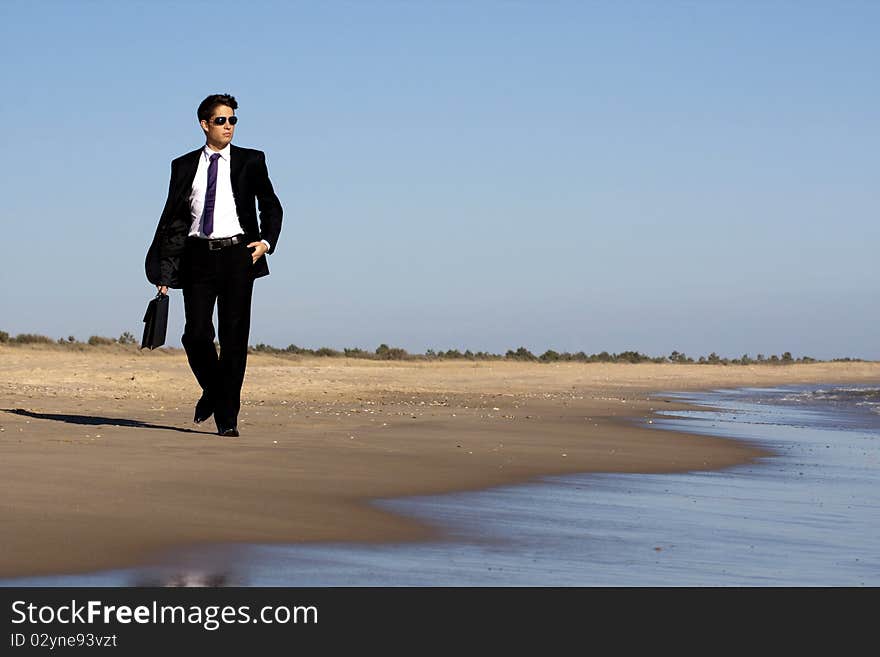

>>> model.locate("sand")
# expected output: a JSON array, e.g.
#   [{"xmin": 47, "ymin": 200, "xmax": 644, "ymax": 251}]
[{"xmin": 1, "ymin": 344, "xmax": 878, "ymax": 579}]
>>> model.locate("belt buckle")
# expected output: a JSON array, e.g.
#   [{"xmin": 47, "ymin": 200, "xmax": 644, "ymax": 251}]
[{"xmin": 208, "ymin": 240, "xmax": 223, "ymax": 251}]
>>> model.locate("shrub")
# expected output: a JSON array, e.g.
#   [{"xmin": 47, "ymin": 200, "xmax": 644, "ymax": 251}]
[
  {"xmin": 540, "ymin": 349, "xmax": 560, "ymax": 362},
  {"xmin": 88, "ymin": 335, "xmax": 115, "ymax": 346},
  {"xmin": 669, "ymin": 350, "xmax": 691, "ymax": 363},
  {"xmin": 617, "ymin": 350, "xmax": 652, "ymax": 364},
  {"xmin": 118, "ymin": 331, "xmax": 137, "ymax": 345},
  {"xmin": 375, "ymin": 343, "xmax": 409, "ymax": 360},
  {"xmin": 505, "ymin": 346, "xmax": 537, "ymax": 361},
  {"xmin": 12, "ymin": 333, "xmax": 54, "ymax": 344},
  {"xmin": 0, "ymin": 330, "xmax": 8, "ymax": 343}
]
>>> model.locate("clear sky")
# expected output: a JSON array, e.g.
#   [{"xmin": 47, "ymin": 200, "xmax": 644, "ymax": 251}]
[{"xmin": 1, "ymin": 1, "xmax": 877, "ymax": 359}]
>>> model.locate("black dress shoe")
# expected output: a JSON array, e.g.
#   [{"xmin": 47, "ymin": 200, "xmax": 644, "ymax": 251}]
[
  {"xmin": 194, "ymin": 394, "xmax": 214, "ymax": 424},
  {"xmin": 217, "ymin": 425, "xmax": 239, "ymax": 437}
]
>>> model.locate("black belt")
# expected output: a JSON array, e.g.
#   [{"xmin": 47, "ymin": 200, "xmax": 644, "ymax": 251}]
[{"xmin": 188, "ymin": 234, "xmax": 247, "ymax": 251}]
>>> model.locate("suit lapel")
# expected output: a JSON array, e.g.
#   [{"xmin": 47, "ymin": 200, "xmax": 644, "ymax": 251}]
[
  {"xmin": 230, "ymin": 144, "xmax": 244, "ymax": 195},
  {"xmin": 179, "ymin": 148, "xmax": 201, "ymax": 192},
  {"xmin": 165, "ymin": 149, "xmax": 200, "ymax": 219}
]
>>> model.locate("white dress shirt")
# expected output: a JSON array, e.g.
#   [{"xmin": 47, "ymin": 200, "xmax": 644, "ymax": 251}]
[{"xmin": 188, "ymin": 143, "xmax": 271, "ymax": 250}]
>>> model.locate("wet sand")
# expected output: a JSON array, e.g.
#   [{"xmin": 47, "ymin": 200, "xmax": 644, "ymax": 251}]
[{"xmin": 1, "ymin": 344, "xmax": 878, "ymax": 579}]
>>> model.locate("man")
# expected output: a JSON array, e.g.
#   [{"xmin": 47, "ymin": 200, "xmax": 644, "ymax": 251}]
[{"xmin": 146, "ymin": 93, "xmax": 282, "ymax": 437}]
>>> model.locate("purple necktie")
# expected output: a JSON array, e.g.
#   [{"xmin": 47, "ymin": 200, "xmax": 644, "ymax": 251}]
[{"xmin": 202, "ymin": 152, "xmax": 221, "ymax": 236}]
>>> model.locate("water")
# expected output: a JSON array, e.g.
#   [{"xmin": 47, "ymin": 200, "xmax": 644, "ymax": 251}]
[{"xmin": 4, "ymin": 384, "xmax": 879, "ymax": 586}]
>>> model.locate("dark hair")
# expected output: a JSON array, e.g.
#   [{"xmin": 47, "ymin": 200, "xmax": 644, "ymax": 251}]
[{"xmin": 197, "ymin": 93, "xmax": 238, "ymax": 122}]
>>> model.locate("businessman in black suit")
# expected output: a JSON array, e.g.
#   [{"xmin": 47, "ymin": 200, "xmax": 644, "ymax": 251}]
[{"xmin": 146, "ymin": 93, "xmax": 282, "ymax": 437}]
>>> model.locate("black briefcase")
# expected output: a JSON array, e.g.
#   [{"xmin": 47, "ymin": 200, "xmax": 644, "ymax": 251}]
[{"xmin": 141, "ymin": 292, "xmax": 169, "ymax": 350}]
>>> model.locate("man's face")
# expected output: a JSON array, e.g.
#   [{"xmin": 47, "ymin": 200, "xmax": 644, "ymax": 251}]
[{"xmin": 200, "ymin": 104, "xmax": 235, "ymax": 148}]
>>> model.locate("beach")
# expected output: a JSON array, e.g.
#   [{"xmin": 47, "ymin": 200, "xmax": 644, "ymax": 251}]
[{"xmin": 1, "ymin": 344, "xmax": 878, "ymax": 580}]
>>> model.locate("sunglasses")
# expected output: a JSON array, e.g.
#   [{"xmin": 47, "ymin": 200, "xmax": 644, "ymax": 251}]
[{"xmin": 209, "ymin": 116, "xmax": 238, "ymax": 126}]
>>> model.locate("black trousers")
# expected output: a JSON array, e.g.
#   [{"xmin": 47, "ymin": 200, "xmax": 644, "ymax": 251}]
[{"xmin": 181, "ymin": 238, "xmax": 255, "ymax": 427}]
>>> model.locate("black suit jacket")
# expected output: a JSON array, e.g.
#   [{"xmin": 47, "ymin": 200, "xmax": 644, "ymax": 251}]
[{"xmin": 145, "ymin": 144, "xmax": 283, "ymax": 288}]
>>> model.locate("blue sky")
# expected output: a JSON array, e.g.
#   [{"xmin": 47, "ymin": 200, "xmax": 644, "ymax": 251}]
[{"xmin": 1, "ymin": 1, "xmax": 877, "ymax": 359}]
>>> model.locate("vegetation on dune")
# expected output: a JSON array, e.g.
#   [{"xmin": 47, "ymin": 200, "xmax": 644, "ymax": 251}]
[
  {"xmin": 0, "ymin": 331, "xmax": 138, "ymax": 347},
  {"xmin": 247, "ymin": 340, "xmax": 846, "ymax": 365},
  {"xmin": 0, "ymin": 329, "xmax": 864, "ymax": 364}
]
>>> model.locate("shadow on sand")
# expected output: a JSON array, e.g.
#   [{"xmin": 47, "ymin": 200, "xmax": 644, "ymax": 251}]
[{"xmin": 2, "ymin": 408, "xmax": 211, "ymax": 435}]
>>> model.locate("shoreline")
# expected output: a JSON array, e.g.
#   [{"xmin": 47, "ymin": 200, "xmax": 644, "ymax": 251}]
[{"xmin": 1, "ymin": 346, "xmax": 878, "ymax": 580}]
